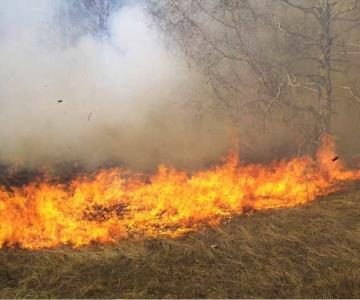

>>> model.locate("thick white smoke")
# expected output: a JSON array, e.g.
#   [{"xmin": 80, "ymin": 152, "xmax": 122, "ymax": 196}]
[{"xmin": 0, "ymin": 0, "xmax": 231, "ymax": 170}]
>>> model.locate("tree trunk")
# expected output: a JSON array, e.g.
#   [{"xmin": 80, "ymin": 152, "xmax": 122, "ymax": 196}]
[{"xmin": 317, "ymin": 0, "xmax": 333, "ymax": 137}]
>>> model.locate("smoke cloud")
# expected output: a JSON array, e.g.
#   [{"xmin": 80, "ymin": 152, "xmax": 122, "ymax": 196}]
[
  {"xmin": 1, "ymin": 0, "xmax": 358, "ymax": 174},
  {"xmin": 0, "ymin": 0, "xmax": 232, "ymax": 171}
]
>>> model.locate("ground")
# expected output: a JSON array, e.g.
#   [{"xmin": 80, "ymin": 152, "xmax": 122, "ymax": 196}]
[{"xmin": 1, "ymin": 183, "xmax": 360, "ymax": 299}]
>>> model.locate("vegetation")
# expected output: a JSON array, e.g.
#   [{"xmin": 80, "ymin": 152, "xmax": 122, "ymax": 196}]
[
  {"xmin": 1, "ymin": 183, "xmax": 359, "ymax": 298},
  {"xmin": 1, "ymin": 1, "xmax": 360, "ymax": 298},
  {"xmin": 147, "ymin": 0, "xmax": 360, "ymax": 149},
  {"xmin": 54, "ymin": 0, "xmax": 127, "ymax": 45}
]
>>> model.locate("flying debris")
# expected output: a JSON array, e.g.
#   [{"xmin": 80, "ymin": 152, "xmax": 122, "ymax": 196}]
[
  {"xmin": 332, "ymin": 156, "xmax": 339, "ymax": 162},
  {"xmin": 57, "ymin": 99, "xmax": 63, "ymax": 103},
  {"xmin": 88, "ymin": 112, "xmax": 92, "ymax": 122}
]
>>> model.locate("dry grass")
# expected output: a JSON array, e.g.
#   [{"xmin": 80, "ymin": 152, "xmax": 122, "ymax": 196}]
[{"xmin": 1, "ymin": 183, "xmax": 360, "ymax": 298}]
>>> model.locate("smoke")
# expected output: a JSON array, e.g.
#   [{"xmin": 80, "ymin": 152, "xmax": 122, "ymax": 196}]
[
  {"xmin": 0, "ymin": 0, "xmax": 232, "ymax": 171},
  {"xmin": 2, "ymin": 1, "xmax": 358, "ymax": 175}
]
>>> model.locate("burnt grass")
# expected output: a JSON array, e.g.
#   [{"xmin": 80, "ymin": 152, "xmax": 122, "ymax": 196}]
[{"xmin": 1, "ymin": 183, "xmax": 360, "ymax": 298}]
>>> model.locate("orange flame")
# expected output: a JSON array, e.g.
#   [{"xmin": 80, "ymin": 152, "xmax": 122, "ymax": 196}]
[{"xmin": 0, "ymin": 135, "xmax": 359, "ymax": 249}]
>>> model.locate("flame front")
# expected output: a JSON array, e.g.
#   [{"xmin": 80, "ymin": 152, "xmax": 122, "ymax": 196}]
[{"xmin": 1, "ymin": 136, "xmax": 359, "ymax": 249}]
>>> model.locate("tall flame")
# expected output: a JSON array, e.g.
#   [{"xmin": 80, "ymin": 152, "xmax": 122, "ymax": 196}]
[{"xmin": 0, "ymin": 136, "xmax": 359, "ymax": 249}]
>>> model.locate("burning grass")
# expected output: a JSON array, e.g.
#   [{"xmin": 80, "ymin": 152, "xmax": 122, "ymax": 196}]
[
  {"xmin": 1, "ymin": 135, "xmax": 360, "ymax": 249},
  {"xmin": 1, "ymin": 184, "xmax": 360, "ymax": 298}
]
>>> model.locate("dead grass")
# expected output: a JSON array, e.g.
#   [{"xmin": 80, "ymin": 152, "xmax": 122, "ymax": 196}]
[{"xmin": 1, "ymin": 183, "xmax": 360, "ymax": 298}]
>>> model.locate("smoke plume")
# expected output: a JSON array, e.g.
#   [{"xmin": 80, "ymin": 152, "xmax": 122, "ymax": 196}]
[
  {"xmin": 1, "ymin": 1, "xmax": 359, "ymax": 174},
  {"xmin": 0, "ymin": 0, "xmax": 232, "ymax": 171}
]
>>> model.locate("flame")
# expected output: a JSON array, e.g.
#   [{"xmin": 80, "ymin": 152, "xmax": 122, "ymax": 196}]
[{"xmin": 0, "ymin": 135, "xmax": 359, "ymax": 249}]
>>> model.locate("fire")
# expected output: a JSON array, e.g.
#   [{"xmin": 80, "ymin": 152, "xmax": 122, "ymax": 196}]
[{"xmin": 0, "ymin": 136, "xmax": 359, "ymax": 249}]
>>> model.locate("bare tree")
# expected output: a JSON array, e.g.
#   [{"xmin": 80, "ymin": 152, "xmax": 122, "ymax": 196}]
[
  {"xmin": 81, "ymin": 0, "xmax": 121, "ymax": 33},
  {"xmin": 54, "ymin": 0, "xmax": 125, "ymax": 47},
  {"xmin": 147, "ymin": 0, "xmax": 360, "ymax": 146}
]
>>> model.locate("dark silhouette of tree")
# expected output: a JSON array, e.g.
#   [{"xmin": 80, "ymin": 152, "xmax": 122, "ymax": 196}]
[
  {"xmin": 81, "ymin": 0, "xmax": 123, "ymax": 34},
  {"xmin": 147, "ymin": 0, "xmax": 360, "ymax": 146},
  {"xmin": 54, "ymin": 0, "xmax": 128, "ymax": 46}
]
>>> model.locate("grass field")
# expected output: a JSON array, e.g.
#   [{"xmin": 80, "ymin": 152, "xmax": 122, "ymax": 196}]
[{"xmin": 1, "ymin": 182, "xmax": 359, "ymax": 299}]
